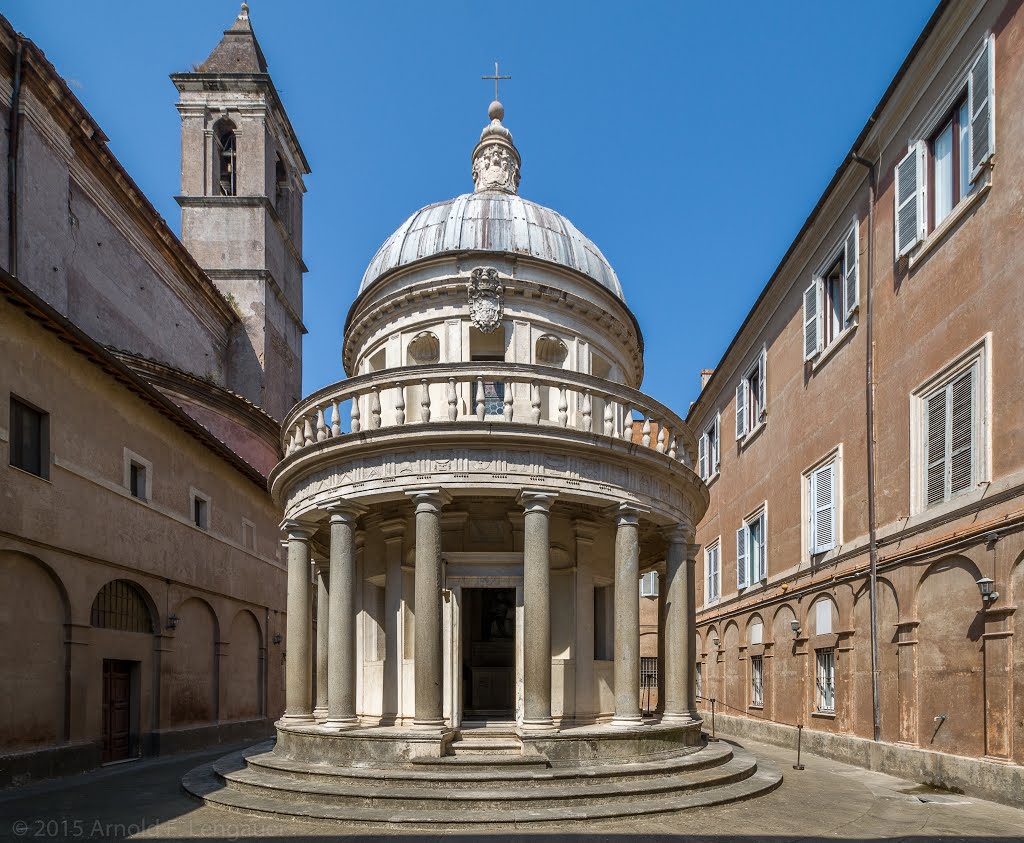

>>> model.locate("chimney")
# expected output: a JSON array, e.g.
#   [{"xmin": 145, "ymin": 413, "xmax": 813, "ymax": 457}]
[{"xmin": 700, "ymin": 369, "xmax": 715, "ymax": 390}]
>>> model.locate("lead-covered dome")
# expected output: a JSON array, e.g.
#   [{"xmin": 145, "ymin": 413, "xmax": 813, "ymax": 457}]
[
  {"xmin": 357, "ymin": 100, "xmax": 624, "ymax": 301},
  {"xmin": 359, "ymin": 191, "xmax": 623, "ymax": 299}
]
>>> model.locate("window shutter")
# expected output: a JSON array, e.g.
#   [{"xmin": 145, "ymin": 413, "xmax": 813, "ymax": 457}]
[
  {"xmin": 803, "ymin": 282, "xmax": 820, "ymax": 360},
  {"xmin": 949, "ymin": 369, "xmax": 974, "ymax": 496},
  {"xmin": 844, "ymin": 221, "xmax": 859, "ymax": 321},
  {"xmin": 926, "ymin": 389, "xmax": 948, "ymax": 507},
  {"xmin": 757, "ymin": 511, "xmax": 767, "ymax": 581},
  {"xmin": 969, "ymin": 35, "xmax": 995, "ymax": 182},
  {"xmin": 699, "ymin": 432, "xmax": 708, "ymax": 479},
  {"xmin": 895, "ymin": 144, "xmax": 925, "ymax": 257},
  {"xmin": 757, "ymin": 349, "xmax": 767, "ymax": 418},
  {"xmin": 713, "ymin": 414, "xmax": 721, "ymax": 472},
  {"xmin": 812, "ymin": 464, "xmax": 836, "ymax": 554},
  {"xmin": 736, "ymin": 526, "xmax": 748, "ymax": 589},
  {"xmin": 735, "ymin": 381, "xmax": 747, "ymax": 440}
]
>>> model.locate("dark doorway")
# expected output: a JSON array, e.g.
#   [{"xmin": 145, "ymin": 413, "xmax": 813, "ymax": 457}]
[
  {"xmin": 462, "ymin": 588, "xmax": 515, "ymax": 718},
  {"xmin": 101, "ymin": 659, "xmax": 135, "ymax": 763}
]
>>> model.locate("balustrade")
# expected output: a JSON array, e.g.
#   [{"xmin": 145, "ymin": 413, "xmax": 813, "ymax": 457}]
[{"xmin": 281, "ymin": 363, "xmax": 697, "ymax": 470}]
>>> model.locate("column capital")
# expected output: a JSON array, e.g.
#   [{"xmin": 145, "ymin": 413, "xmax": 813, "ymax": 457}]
[
  {"xmin": 518, "ymin": 489, "xmax": 558, "ymax": 513},
  {"xmin": 686, "ymin": 543, "xmax": 702, "ymax": 562},
  {"xmin": 405, "ymin": 487, "xmax": 452, "ymax": 514},
  {"xmin": 607, "ymin": 501, "xmax": 648, "ymax": 527},
  {"xmin": 573, "ymin": 518, "xmax": 598, "ymax": 541},
  {"xmin": 380, "ymin": 516, "xmax": 406, "ymax": 542},
  {"xmin": 324, "ymin": 499, "xmax": 366, "ymax": 524},
  {"xmin": 662, "ymin": 523, "xmax": 695, "ymax": 546},
  {"xmin": 281, "ymin": 519, "xmax": 315, "ymax": 540}
]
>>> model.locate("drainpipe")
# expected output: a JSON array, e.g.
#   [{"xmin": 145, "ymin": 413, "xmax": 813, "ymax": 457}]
[
  {"xmin": 850, "ymin": 150, "xmax": 880, "ymax": 743},
  {"xmin": 7, "ymin": 36, "xmax": 24, "ymax": 276}
]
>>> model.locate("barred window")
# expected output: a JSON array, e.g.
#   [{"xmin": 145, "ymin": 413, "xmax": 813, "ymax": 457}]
[
  {"xmin": 750, "ymin": 655, "xmax": 764, "ymax": 707},
  {"xmin": 640, "ymin": 656, "xmax": 658, "ymax": 689},
  {"xmin": 816, "ymin": 648, "xmax": 835, "ymax": 712},
  {"xmin": 91, "ymin": 580, "xmax": 153, "ymax": 633}
]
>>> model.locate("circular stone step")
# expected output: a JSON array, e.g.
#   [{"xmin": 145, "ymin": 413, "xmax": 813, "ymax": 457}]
[{"xmin": 182, "ymin": 741, "xmax": 782, "ymax": 827}]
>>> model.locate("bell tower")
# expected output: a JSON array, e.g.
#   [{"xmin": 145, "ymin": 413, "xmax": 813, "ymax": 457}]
[{"xmin": 171, "ymin": 2, "xmax": 309, "ymax": 421}]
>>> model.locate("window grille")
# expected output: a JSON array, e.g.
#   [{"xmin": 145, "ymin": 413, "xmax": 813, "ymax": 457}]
[
  {"xmin": 91, "ymin": 580, "xmax": 153, "ymax": 633},
  {"xmin": 750, "ymin": 655, "xmax": 764, "ymax": 707},
  {"xmin": 640, "ymin": 656, "xmax": 658, "ymax": 689},
  {"xmin": 696, "ymin": 662, "xmax": 703, "ymax": 698},
  {"xmin": 816, "ymin": 648, "xmax": 835, "ymax": 712}
]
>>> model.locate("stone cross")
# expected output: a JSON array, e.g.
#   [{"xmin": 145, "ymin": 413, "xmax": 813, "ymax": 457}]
[{"xmin": 482, "ymin": 61, "xmax": 511, "ymax": 101}]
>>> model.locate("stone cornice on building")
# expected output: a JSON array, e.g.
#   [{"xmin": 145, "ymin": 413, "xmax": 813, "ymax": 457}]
[
  {"xmin": 0, "ymin": 268, "xmax": 268, "ymax": 489},
  {"xmin": 202, "ymin": 267, "xmax": 308, "ymax": 335},
  {"xmin": 0, "ymin": 18, "xmax": 242, "ymax": 341},
  {"xmin": 112, "ymin": 349, "xmax": 281, "ymax": 453}
]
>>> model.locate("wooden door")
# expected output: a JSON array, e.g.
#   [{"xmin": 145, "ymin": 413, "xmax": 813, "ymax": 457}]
[{"xmin": 101, "ymin": 660, "xmax": 133, "ymax": 763}]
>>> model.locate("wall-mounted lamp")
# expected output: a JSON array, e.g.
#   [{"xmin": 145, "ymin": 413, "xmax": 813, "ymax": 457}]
[
  {"xmin": 712, "ymin": 636, "xmax": 720, "ymax": 648},
  {"xmin": 272, "ymin": 633, "xmax": 283, "ymax": 645},
  {"xmin": 165, "ymin": 613, "xmax": 179, "ymax": 631},
  {"xmin": 790, "ymin": 619, "xmax": 801, "ymax": 637},
  {"xmin": 976, "ymin": 577, "xmax": 999, "ymax": 604}
]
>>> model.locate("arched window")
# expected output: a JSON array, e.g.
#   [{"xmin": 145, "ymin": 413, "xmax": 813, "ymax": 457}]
[
  {"xmin": 90, "ymin": 580, "xmax": 154, "ymax": 634},
  {"xmin": 214, "ymin": 120, "xmax": 238, "ymax": 196}
]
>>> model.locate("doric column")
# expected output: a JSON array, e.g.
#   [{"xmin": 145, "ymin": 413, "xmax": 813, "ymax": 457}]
[
  {"xmin": 323, "ymin": 503, "xmax": 361, "ymax": 730},
  {"xmin": 663, "ymin": 523, "xmax": 699, "ymax": 720},
  {"xmin": 519, "ymin": 490, "xmax": 558, "ymax": 730},
  {"xmin": 314, "ymin": 562, "xmax": 329, "ymax": 720},
  {"xmin": 282, "ymin": 520, "xmax": 315, "ymax": 724},
  {"xmin": 381, "ymin": 518, "xmax": 406, "ymax": 724},
  {"xmin": 612, "ymin": 503, "xmax": 646, "ymax": 726},
  {"xmin": 407, "ymin": 488, "xmax": 450, "ymax": 727}
]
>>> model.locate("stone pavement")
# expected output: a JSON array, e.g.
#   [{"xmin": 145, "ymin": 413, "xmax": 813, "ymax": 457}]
[{"xmin": 0, "ymin": 733, "xmax": 1021, "ymax": 842}]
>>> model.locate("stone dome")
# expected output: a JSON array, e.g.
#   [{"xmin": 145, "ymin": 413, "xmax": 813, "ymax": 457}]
[{"xmin": 358, "ymin": 191, "xmax": 624, "ymax": 300}]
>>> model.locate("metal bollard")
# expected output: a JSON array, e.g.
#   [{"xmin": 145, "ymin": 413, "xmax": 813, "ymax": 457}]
[
  {"xmin": 708, "ymin": 698, "xmax": 719, "ymax": 742},
  {"xmin": 793, "ymin": 723, "xmax": 805, "ymax": 770}
]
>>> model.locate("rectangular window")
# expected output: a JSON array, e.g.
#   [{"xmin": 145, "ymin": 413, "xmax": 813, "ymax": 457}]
[
  {"xmin": 242, "ymin": 519, "xmax": 256, "ymax": 551},
  {"xmin": 807, "ymin": 459, "xmax": 838, "ymax": 556},
  {"xmin": 594, "ymin": 586, "xmax": 613, "ymax": 661},
  {"xmin": 736, "ymin": 507, "xmax": 767, "ymax": 589},
  {"xmin": 639, "ymin": 570, "xmax": 659, "ymax": 597},
  {"xmin": 750, "ymin": 655, "xmax": 764, "ymax": 707},
  {"xmin": 735, "ymin": 349, "xmax": 766, "ymax": 440},
  {"xmin": 699, "ymin": 414, "xmax": 720, "ymax": 480},
  {"xmin": 129, "ymin": 462, "xmax": 147, "ymax": 500},
  {"xmin": 695, "ymin": 662, "xmax": 703, "ymax": 699},
  {"xmin": 804, "ymin": 222, "xmax": 858, "ymax": 361},
  {"xmin": 816, "ymin": 648, "xmax": 835, "ymax": 712},
  {"xmin": 914, "ymin": 342, "xmax": 987, "ymax": 513},
  {"xmin": 9, "ymin": 397, "xmax": 49, "ymax": 479},
  {"xmin": 191, "ymin": 490, "xmax": 210, "ymax": 531},
  {"xmin": 640, "ymin": 656, "xmax": 658, "ymax": 689},
  {"xmin": 704, "ymin": 541, "xmax": 720, "ymax": 603},
  {"xmin": 929, "ymin": 97, "xmax": 972, "ymax": 230}
]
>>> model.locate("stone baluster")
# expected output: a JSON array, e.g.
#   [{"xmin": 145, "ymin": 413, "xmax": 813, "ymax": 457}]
[
  {"xmin": 612, "ymin": 503, "xmax": 646, "ymax": 726},
  {"xmin": 420, "ymin": 379, "xmax": 431, "ymax": 423},
  {"xmin": 622, "ymin": 410, "xmax": 634, "ymax": 442},
  {"xmin": 395, "ymin": 382, "xmax": 406, "ymax": 425},
  {"xmin": 657, "ymin": 425, "xmax": 667, "ymax": 453},
  {"xmin": 370, "ymin": 387, "xmax": 382, "ymax": 429},
  {"xmin": 323, "ymin": 502, "xmax": 362, "ymax": 730},
  {"xmin": 446, "ymin": 378, "xmax": 458, "ymax": 421},
  {"xmin": 350, "ymin": 393, "xmax": 361, "ymax": 433},
  {"xmin": 642, "ymin": 418, "xmax": 652, "ymax": 448},
  {"xmin": 303, "ymin": 416, "xmax": 314, "ymax": 447},
  {"xmin": 668, "ymin": 432, "xmax": 678, "ymax": 460},
  {"xmin": 407, "ymin": 488, "xmax": 451, "ymax": 727},
  {"xmin": 581, "ymin": 389, "xmax": 593, "ymax": 432},
  {"xmin": 530, "ymin": 382, "xmax": 542, "ymax": 424},
  {"xmin": 331, "ymin": 400, "xmax": 342, "ymax": 438},
  {"xmin": 558, "ymin": 385, "xmax": 568, "ymax": 427},
  {"xmin": 281, "ymin": 520, "xmax": 315, "ymax": 724},
  {"xmin": 520, "ymin": 490, "xmax": 558, "ymax": 730},
  {"xmin": 604, "ymin": 397, "xmax": 614, "ymax": 436},
  {"xmin": 503, "ymin": 382, "xmax": 514, "ymax": 422},
  {"xmin": 287, "ymin": 427, "xmax": 297, "ymax": 455},
  {"xmin": 316, "ymin": 407, "xmax": 328, "ymax": 441},
  {"xmin": 476, "ymin": 377, "xmax": 486, "ymax": 420}
]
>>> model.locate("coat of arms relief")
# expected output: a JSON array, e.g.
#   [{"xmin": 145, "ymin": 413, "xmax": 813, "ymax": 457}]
[{"xmin": 467, "ymin": 267, "xmax": 505, "ymax": 333}]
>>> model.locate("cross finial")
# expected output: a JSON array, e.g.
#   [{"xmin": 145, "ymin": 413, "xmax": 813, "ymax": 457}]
[{"xmin": 482, "ymin": 61, "xmax": 511, "ymax": 103}]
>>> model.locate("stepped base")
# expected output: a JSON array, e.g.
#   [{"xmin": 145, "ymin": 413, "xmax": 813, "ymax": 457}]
[{"xmin": 182, "ymin": 721, "xmax": 781, "ymax": 827}]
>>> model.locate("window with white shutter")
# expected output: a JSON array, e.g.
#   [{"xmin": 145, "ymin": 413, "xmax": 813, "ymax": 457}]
[
  {"xmin": 736, "ymin": 350, "xmax": 767, "ymax": 440},
  {"xmin": 699, "ymin": 414, "xmax": 721, "ymax": 481},
  {"xmin": 806, "ymin": 220, "xmax": 859, "ymax": 363},
  {"xmin": 969, "ymin": 34, "xmax": 995, "ymax": 182},
  {"xmin": 705, "ymin": 541, "xmax": 720, "ymax": 603},
  {"xmin": 914, "ymin": 342, "xmax": 986, "ymax": 513},
  {"xmin": 698, "ymin": 431, "xmax": 708, "ymax": 480},
  {"xmin": 736, "ymin": 506, "xmax": 767, "ymax": 589},
  {"xmin": 843, "ymin": 222, "xmax": 859, "ymax": 320},
  {"xmin": 803, "ymin": 282, "xmax": 820, "ymax": 361},
  {"xmin": 735, "ymin": 381, "xmax": 747, "ymax": 440},
  {"xmin": 895, "ymin": 143, "xmax": 925, "ymax": 257},
  {"xmin": 810, "ymin": 462, "xmax": 837, "ymax": 555},
  {"xmin": 736, "ymin": 526, "xmax": 748, "ymax": 589}
]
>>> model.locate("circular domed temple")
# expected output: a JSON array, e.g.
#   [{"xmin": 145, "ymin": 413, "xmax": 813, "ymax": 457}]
[{"xmin": 185, "ymin": 100, "xmax": 780, "ymax": 826}]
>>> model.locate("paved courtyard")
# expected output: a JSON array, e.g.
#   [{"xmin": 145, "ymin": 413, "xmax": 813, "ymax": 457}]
[{"xmin": 0, "ymin": 735, "xmax": 1021, "ymax": 842}]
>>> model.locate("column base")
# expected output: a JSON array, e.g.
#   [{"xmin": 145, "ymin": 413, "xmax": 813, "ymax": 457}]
[
  {"xmin": 659, "ymin": 711, "xmax": 696, "ymax": 724},
  {"xmin": 321, "ymin": 716, "xmax": 359, "ymax": 732},
  {"xmin": 610, "ymin": 715, "xmax": 644, "ymax": 728},
  {"xmin": 519, "ymin": 717, "xmax": 557, "ymax": 734},
  {"xmin": 312, "ymin": 706, "xmax": 328, "ymax": 721},
  {"xmin": 277, "ymin": 713, "xmax": 316, "ymax": 727},
  {"xmin": 412, "ymin": 718, "xmax": 448, "ymax": 730}
]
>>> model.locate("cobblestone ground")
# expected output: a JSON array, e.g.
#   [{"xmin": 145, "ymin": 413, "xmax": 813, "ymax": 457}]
[{"xmin": 1, "ymin": 734, "xmax": 1021, "ymax": 842}]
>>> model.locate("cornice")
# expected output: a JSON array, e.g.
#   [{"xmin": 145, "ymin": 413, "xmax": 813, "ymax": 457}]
[{"xmin": 204, "ymin": 268, "xmax": 307, "ymax": 334}]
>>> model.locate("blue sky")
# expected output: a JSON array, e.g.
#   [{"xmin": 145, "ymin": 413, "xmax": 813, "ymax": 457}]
[{"xmin": 6, "ymin": 0, "xmax": 936, "ymax": 413}]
